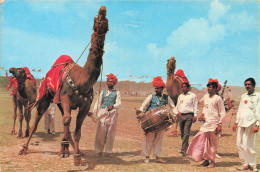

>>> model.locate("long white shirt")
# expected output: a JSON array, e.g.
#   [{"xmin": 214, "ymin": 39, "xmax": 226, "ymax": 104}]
[
  {"xmin": 236, "ymin": 91, "xmax": 260, "ymax": 127},
  {"xmin": 200, "ymin": 94, "xmax": 226, "ymax": 132},
  {"xmin": 93, "ymin": 89, "xmax": 121, "ymax": 124},
  {"xmin": 139, "ymin": 94, "xmax": 177, "ymax": 115},
  {"xmin": 176, "ymin": 91, "xmax": 199, "ymax": 117}
]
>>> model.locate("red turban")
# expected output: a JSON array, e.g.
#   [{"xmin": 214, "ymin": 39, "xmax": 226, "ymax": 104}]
[
  {"xmin": 208, "ymin": 78, "xmax": 222, "ymax": 90},
  {"xmin": 106, "ymin": 73, "xmax": 118, "ymax": 85},
  {"xmin": 175, "ymin": 69, "xmax": 189, "ymax": 84},
  {"xmin": 152, "ymin": 76, "xmax": 166, "ymax": 88}
]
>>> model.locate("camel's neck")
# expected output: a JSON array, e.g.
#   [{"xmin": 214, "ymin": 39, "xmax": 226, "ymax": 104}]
[
  {"xmin": 167, "ymin": 62, "xmax": 176, "ymax": 80},
  {"xmin": 79, "ymin": 14, "xmax": 108, "ymax": 91},
  {"xmin": 16, "ymin": 76, "xmax": 27, "ymax": 98}
]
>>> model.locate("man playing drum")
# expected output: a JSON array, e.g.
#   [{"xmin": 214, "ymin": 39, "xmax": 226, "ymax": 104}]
[{"xmin": 136, "ymin": 76, "xmax": 176, "ymax": 163}]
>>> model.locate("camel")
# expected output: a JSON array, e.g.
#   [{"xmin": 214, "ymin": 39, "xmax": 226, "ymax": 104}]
[
  {"xmin": 8, "ymin": 67, "xmax": 37, "ymax": 138},
  {"xmin": 18, "ymin": 6, "xmax": 109, "ymax": 166},
  {"xmin": 166, "ymin": 56, "xmax": 183, "ymax": 136}
]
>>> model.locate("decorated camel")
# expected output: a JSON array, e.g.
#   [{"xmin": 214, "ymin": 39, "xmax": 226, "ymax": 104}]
[
  {"xmin": 18, "ymin": 6, "xmax": 108, "ymax": 166},
  {"xmin": 8, "ymin": 67, "xmax": 37, "ymax": 138},
  {"xmin": 166, "ymin": 56, "xmax": 189, "ymax": 136}
]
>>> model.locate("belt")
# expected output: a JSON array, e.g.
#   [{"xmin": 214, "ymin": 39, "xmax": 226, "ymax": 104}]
[{"xmin": 181, "ymin": 112, "xmax": 194, "ymax": 116}]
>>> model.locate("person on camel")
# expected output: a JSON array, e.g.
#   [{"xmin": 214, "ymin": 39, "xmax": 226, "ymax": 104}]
[
  {"xmin": 186, "ymin": 80, "xmax": 226, "ymax": 168},
  {"xmin": 92, "ymin": 73, "xmax": 121, "ymax": 158},
  {"xmin": 136, "ymin": 76, "xmax": 177, "ymax": 163},
  {"xmin": 176, "ymin": 82, "xmax": 198, "ymax": 157}
]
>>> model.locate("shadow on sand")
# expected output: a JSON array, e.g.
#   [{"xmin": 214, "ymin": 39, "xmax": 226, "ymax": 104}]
[{"xmin": 66, "ymin": 150, "xmax": 193, "ymax": 171}]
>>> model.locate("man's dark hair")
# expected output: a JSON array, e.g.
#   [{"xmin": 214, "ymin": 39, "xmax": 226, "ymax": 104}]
[
  {"xmin": 182, "ymin": 82, "xmax": 190, "ymax": 88},
  {"xmin": 207, "ymin": 82, "xmax": 218, "ymax": 89},
  {"xmin": 244, "ymin": 78, "xmax": 256, "ymax": 87}
]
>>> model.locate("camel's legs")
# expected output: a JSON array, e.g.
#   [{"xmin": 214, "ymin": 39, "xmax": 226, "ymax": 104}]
[
  {"xmin": 57, "ymin": 103, "xmax": 75, "ymax": 152},
  {"xmin": 59, "ymin": 97, "xmax": 71, "ymax": 158},
  {"xmin": 19, "ymin": 96, "xmax": 51, "ymax": 155},
  {"xmin": 24, "ymin": 103, "xmax": 31, "ymax": 137},
  {"xmin": 17, "ymin": 101, "xmax": 24, "ymax": 139},
  {"xmin": 11, "ymin": 95, "xmax": 17, "ymax": 135},
  {"xmin": 73, "ymin": 92, "xmax": 92, "ymax": 166}
]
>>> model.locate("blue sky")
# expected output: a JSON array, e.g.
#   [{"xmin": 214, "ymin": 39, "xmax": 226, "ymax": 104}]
[{"xmin": 1, "ymin": 0, "xmax": 259, "ymax": 88}]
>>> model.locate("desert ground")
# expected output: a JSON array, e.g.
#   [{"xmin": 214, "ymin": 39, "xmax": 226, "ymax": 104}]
[{"xmin": 0, "ymin": 91, "xmax": 259, "ymax": 172}]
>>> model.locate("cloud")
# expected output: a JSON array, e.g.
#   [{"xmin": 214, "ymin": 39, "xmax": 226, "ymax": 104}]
[
  {"xmin": 208, "ymin": 0, "xmax": 230, "ymax": 23},
  {"xmin": 125, "ymin": 24, "xmax": 139, "ymax": 28},
  {"xmin": 124, "ymin": 10, "xmax": 139, "ymax": 17},
  {"xmin": 146, "ymin": 43, "xmax": 162, "ymax": 58},
  {"xmin": 227, "ymin": 11, "xmax": 257, "ymax": 32}
]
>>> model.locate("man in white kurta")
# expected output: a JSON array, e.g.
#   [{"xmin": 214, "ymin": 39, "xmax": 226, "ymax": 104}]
[
  {"xmin": 136, "ymin": 76, "xmax": 176, "ymax": 163},
  {"xmin": 93, "ymin": 73, "xmax": 121, "ymax": 157},
  {"xmin": 187, "ymin": 81, "xmax": 226, "ymax": 168},
  {"xmin": 232, "ymin": 78, "xmax": 259, "ymax": 172},
  {"xmin": 176, "ymin": 82, "xmax": 199, "ymax": 156}
]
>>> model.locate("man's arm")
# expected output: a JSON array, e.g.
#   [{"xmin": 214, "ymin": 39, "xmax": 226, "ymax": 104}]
[
  {"xmin": 168, "ymin": 96, "xmax": 177, "ymax": 116},
  {"xmin": 93, "ymin": 90, "xmax": 104, "ymax": 113},
  {"xmin": 113, "ymin": 91, "xmax": 122, "ymax": 109},
  {"xmin": 139, "ymin": 94, "xmax": 153, "ymax": 113},
  {"xmin": 218, "ymin": 96, "xmax": 226, "ymax": 125},
  {"xmin": 193, "ymin": 94, "xmax": 199, "ymax": 117}
]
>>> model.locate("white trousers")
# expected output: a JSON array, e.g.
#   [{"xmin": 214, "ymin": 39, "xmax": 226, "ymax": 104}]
[
  {"xmin": 44, "ymin": 103, "xmax": 56, "ymax": 132},
  {"xmin": 237, "ymin": 124, "xmax": 259, "ymax": 168},
  {"xmin": 94, "ymin": 121, "xmax": 118, "ymax": 154},
  {"xmin": 141, "ymin": 130, "xmax": 165, "ymax": 157}
]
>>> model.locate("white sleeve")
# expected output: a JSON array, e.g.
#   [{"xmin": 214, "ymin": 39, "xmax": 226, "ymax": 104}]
[
  {"xmin": 93, "ymin": 90, "xmax": 104, "ymax": 113},
  {"xmin": 168, "ymin": 96, "xmax": 177, "ymax": 115},
  {"xmin": 113, "ymin": 91, "xmax": 121, "ymax": 109},
  {"xmin": 218, "ymin": 97, "xmax": 226, "ymax": 124},
  {"xmin": 193, "ymin": 94, "xmax": 199, "ymax": 117},
  {"xmin": 139, "ymin": 94, "xmax": 152, "ymax": 113}
]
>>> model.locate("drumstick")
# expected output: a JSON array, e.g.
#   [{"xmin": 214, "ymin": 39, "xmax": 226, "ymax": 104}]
[{"xmin": 90, "ymin": 115, "xmax": 97, "ymax": 123}]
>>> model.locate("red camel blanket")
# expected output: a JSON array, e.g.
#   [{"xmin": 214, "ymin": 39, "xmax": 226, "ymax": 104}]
[
  {"xmin": 7, "ymin": 77, "xmax": 18, "ymax": 96},
  {"xmin": 38, "ymin": 55, "xmax": 74, "ymax": 103},
  {"xmin": 23, "ymin": 67, "xmax": 37, "ymax": 86},
  {"xmin": 175, "ymin": 69, "xmax": 189, "ymax": 84}
]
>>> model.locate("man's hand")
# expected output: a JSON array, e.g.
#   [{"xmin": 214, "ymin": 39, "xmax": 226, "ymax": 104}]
[
  {"xmin": 108, "ymin": 105, "xmax": 113, "ymax": 111},
  {"xmin": 87, "ymin": 112, "xmax": 93, "ymax": 116},
  {"xmin": 177, "ymin": 112, "xmax": 182, "ymax": 118},
  {"xmin": 216, "ymin": 125, "xmax": 222, "ymax": 134},
  {"xmin": 252, "ymin": 126, "xmax": 259, "ymax": 133},
  {"xmin": 192, "ymin": 116, "xmax": 197, "ymax": 123},
  {"xmin": 136, "ymin": 110, "xmax": 142, "ymax": 115},
  {"xmin": 232, "ymin": 123, "xmax": 237, "ymax": 132},
  {"xmin": 198, "ymin": 113, "xmax": 204, "ymax": 121}
]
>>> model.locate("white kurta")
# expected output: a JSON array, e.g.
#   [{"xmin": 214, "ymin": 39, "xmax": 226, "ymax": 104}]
[
  {"xmin": 93, "ymin": 89, "xmax": 121, "ymax": 154},
  {"xmin": 139, "ymin": 94, "xmax": 177, "ymax": 157},
  {"xmin": 44, "ymin": 103, "xmax": 56, "ymax": 132},
  {"xmin": 177, "ymin": 91, "xmax": 199, "ymax": 117},
  {"xmin": 235, "ymin": 91, "xmax": 260, "ymax": 168},
  {"xmin": 200, "ymin": 94, "xmax": 226, "ymax": 132}
]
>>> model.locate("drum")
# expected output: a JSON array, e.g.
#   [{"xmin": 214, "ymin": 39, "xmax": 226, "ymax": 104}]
[{"xmin": 137, "ymin": 105, "xmax": 174, "ymax": 133}]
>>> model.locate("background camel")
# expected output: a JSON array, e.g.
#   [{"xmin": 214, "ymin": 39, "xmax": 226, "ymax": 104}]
[
  {"xmin": 18, "ymin": 6, "xmax": 108, "ymax": 166},
  {"xmin": 166, "ymin": 56, "xmax": 183, "ymax": 136},
  {"xmin": 9, "ymin": 67, "xmax": 37, "ymax": 138}
]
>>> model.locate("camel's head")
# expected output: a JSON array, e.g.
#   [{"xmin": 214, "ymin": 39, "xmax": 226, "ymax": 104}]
[
  {"xmin": 9, "ymin": 67, "xmax": 26, "ymax": 80},
  {"xmin": 167, "ymin": 56, "xmax": 176, "ymax": 74},
  {"xmin": 93, "ymin": 6, "xmax": 109, "ymax": 36}
]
